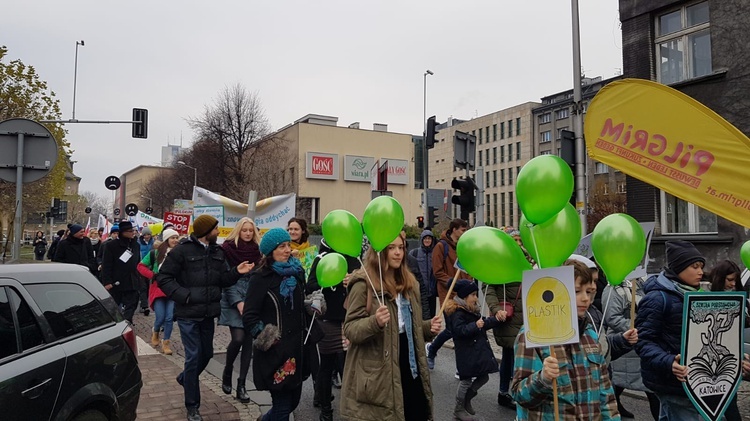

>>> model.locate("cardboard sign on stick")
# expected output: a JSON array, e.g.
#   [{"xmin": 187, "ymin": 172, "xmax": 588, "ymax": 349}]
[{"xmin": 522, "ymin": 266, "xmax": 579, "ymax": 348}]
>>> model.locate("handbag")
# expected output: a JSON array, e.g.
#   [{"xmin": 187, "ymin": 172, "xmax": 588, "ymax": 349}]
[{"xmin": 497, "ymin": 287, "xmax": 521, "ymax": 319}]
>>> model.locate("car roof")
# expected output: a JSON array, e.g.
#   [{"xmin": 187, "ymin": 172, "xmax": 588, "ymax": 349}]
[{"xmin": 0, "ymin": 263, "xmax": 94, "ymax": 285}]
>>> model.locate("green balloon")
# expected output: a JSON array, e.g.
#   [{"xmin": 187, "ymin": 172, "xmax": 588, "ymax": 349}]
[
  {"xmin": 520, "ymin": 204, "xmax": 581, "ymax": 269},
  {"xmin": 316, "ymin": 253, "xmax": 348, "ymax": 288},
  {"xmin": 591, "ymin": 213, "xmax": 646, "ymax": 286},
  {"xmin": 516, "ymin": 155, "xmax": 574, "ymax": 225},
  {"xmin": 456, "ymin": 226, "xmax": 532, "ymax": 285},
  {"xmin": 741, "ymin": 241, "xmax": 750, "ymax": 272},
  {"xmin": 362, "ymin": 196, "xmax": 404, "ymax": 252},
  {"xmin": 322, "ymin": 210, "xmax": 363, "ymax": 257}
]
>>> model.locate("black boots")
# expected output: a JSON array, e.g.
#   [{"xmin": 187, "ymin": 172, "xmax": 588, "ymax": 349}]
[
  {"xmin": 221, "ymin": 370, "xmax": 232, "ymax": 395},
  {"xmin": 236, "ymin": 379, "xmax": 250, "ymax": 403}
]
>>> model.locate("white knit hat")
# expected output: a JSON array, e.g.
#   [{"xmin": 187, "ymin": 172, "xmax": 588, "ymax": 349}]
[{"xmin": 162, "ymin": 228, "xmax": 180, "ymax": 241}]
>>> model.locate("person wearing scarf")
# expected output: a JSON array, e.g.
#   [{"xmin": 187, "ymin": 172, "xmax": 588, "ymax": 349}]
[
  {"xmin": 243, "ymin": 227, "xmax": 312, "ymax": 421},
  {"xmin": 219, "ymin": 217, "xmax": 262, "ymax": 402},
  {"xmin": 287, "ymin": 217, "xmax": 317, "ymax": 277},
  {"xmin": 636, "ymin": 240, "xmax": 706, "ymax": 420}
]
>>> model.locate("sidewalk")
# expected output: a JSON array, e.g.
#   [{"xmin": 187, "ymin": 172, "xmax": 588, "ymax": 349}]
[{"xmin": 132, "ymin": 312, "xmax": 267, "ymax": 421}]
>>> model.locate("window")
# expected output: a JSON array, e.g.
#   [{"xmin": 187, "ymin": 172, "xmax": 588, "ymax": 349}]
[
  {"xmin": 509, "ymin": 192, "xmax": 515, "ymax": 227},
  {"xmin": 500, "ymin": 169, "xmax": 505, "ymax": 186},
  {"xmin": 517, "ymin": 166, "xmax": 521, "ymax": 179},
  {"xmin": 500, "ymin": 122, "xmax": 505, "ymax": 139},
  {"xmin": 508, "ymin": 143, "xmax": 513, "ymax": 161},
  {"xmin": 486, "ymin": 126, "xmax": 490, "ymax": 143},
  {"xmin": 557, "ymin": 127, "xmax": 569, "ymax": 140},
  {"xmin": 501, "ymin": 193, "xmax": 506, "ymax": 226},
  {"xmin": 602, "ymin": 184, "xmax": 610, "ymax": 195},
  {"xmin": 0, "ymin": 287, "xmax": 44, "ymax": 359},
  {"xmin": 516, "ymin": 118, "xmax": 521, "ymax": 136},
  {"xmin": 539, "ymin": 113, "xmax": 551, "ymax": 124},
  {"xmin": 486, "ymin": 172, "xmax": 490, "ymax": 189},
  {"xmin": 508, "ymin": 120, "xmax": 513, "ymax": 137},
  {"xmin": 541, "ymin": 150, "xmax": 552, "ymax": 155},
  {"xmin": 557, "ymin": 109, "xmax": 569, "ymax": 119},
  {"xmin": 493, "ymin": 124, "xmax": 497, "ymax": 141},
  {"xmin": 595, "ymin": 162, "xmax": 609, "ymax": 174},
  {"xmin": 508, "ymin": 166, "xmax": 513, "ymax": 185},
  {"xmin": 26, "ymin": 283, "xmax": 113, "ymax": 339},
  {"xmin": 493, "ymin": 170, "xmax": 497, "ymax": 187},
  {"xmin": 656, "ymin": 1, "xmax": 711, "ymax": 84},
  {"xmin": 478, "ymin": 127, "xmax": 483, "ymax": 144},
  {"xmin": 486, "ymin": 194, "xmax": 491, "ymax": 222},
  {"xmin": 540, "ymin": 131, "xmax": 552, "ymax": 143},
  {"xmin": 486, "ymin": 149, "xmax": 490, "ymax": 166},
  {"xmin": 617, "ymin": 183, "xmax": 627, "ymax": 194},
  {"xmin": 500, "ymin": 146, "xmax": 505, "ymax": 163},
  {"xmin": 516, "ymin": 142, "xmax": 521, "ymax": 160},
  {"xmin": 493, "ymin": 193, "xmax": 498, "ymax": 226},
  {"xmin": 478, "ymin": 150, "xmax": 483, "ymax": 167},
  {"xmin": 661, "ymin": 191, "xmax": 717, "ymax": 234},
  {"xmin": 493, "ymin": 147, "xmax": 497, "ymax": 164}
]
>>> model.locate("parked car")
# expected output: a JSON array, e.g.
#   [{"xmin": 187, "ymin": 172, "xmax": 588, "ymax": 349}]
[{"xmin": 0, "ymin": 263, "xmax": 141, "ymax": 421}]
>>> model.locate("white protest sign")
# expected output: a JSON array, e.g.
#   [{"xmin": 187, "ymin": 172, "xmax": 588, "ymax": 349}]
[
  {"xmin": 193, "ymin": 206, "xmax": 225, "ymax": 227},
  {"xmin": 522, "ymin": 266, "xmax": 579, "ymax": 348}
]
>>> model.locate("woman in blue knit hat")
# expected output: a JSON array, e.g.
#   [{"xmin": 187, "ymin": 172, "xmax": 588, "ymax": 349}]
[{"xmin": 243, "ymin": 227, "xmax": 321, "ymax": 421}]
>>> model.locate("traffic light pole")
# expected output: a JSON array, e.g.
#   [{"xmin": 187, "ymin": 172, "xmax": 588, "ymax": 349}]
[{"xmin": 571, "ymin": 0, "xmax": 588, "ymax": 235}]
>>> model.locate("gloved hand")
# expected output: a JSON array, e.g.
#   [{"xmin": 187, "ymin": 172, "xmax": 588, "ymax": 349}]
[{"xmin": 304, "ymin": 290, "xmax": 327, "ymax": 316}]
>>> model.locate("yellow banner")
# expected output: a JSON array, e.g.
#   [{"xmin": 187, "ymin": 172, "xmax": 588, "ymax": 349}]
[{"xmin": 584, "ymin": 79, "xmax": 750, "ymax": 228}]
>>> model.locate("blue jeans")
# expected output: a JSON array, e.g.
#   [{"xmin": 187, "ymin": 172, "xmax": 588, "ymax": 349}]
[
  {"xmin": 499, "ymin": 346, "xmax": 514, "ymax": 393},
  {"xmin": 263, "ymin": 384, "xmax": 303, "ymax": 421},
  {"xmin": 152, "ymin": 298, "xmax": 174, "ymax": 339},
  {"xmin": 428, "ymin": 327, "xmax": 452, "ymax": 357},
  {"xmin": 656, "ymin": 392, "xmax": 721, "ymax": 421},
  {"xmin": 177, "ymin": 318, "xmax": 215, "ymax": 410}
]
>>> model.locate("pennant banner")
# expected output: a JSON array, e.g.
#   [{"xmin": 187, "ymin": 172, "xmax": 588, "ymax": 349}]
[{"xmin": 585, "ymin": 78, "xmax": 750, "ymax": 228}]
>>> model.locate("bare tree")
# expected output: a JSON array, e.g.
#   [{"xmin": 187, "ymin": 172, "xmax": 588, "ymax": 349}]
[
  {"xmin": 139, "ymin": 168, "xmax": 181, "ymax": 218},
  {"xmin": 587, "ymin": 178, "xmax": 628, "ymax": 229},
  {"xmin": 187, "ymin": 84, "xmax": 271, "ymax": 200}
]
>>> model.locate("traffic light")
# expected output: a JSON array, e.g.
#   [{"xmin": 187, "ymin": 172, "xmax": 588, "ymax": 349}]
[
  {"xmin": 425, "ymin": 116, "xmax": 438, "ymax": 149},
  {"xmin": 427, "ymin": 206, "xmax": 440, "ymax": 229},
  {"xmin": 451, "ymin": 177, "xmax": 477, "ymax": 220},
  {"xmin": 417, "ymin": 216, "xmax": 424, "ymax": 229},
  {"xmin": 132, "ymin": 108, "xmax": 148, "ymax": 139},
  {"xmin": 560, "ymin": 129, "xmax": 575, "ymax": 167},
  {"xmin": 51, "ymin": 198, "xmax": 60, "ymax": 218}
]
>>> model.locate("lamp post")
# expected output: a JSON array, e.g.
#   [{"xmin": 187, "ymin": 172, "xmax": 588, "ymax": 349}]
[
  {"xmin": 72, "ymin": 40, "xmax": 84, "ymax": 120},
  {"xmin": 177, "ymin": 161, "xmax": 197, "ymax": 192},
  {"xmin": 140, "ymin": 195, "xmax": 153, "ymax": 208},
  {"xmin": 422, "ymin": 69, "xmax": 434, "ymax": 222},
  {"xmin": 570, "ymin": 0, "xmax": 587, "ymax": 234}
]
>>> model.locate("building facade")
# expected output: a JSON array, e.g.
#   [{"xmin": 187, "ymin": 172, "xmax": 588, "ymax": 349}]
[
  {"xmin": 620, "ymin": 0, "xmax": 750, "ymax": 267},
  {"xmin": 115, "ymin": 165, "xmax": 172, "ymax": 219}
]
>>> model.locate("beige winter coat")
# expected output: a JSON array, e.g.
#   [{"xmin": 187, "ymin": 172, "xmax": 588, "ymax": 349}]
[{"xmin": 340, "ymin": 274, "xmax": 435, "ymax": 420}]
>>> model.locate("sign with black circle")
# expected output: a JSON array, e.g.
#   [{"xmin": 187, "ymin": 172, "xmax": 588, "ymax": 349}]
[
  {"xmin": 145, "ymin": 206, "xmax": 153, "ymax": 215},
  {"xmin": 84, "ymin": 207, "xmax": 92, "ymax": 214},
  {"xmin": 105, "ymin": 176, "xmax": 121, "ymax": 191},
  {"xmin": 114, "ymin": 208, "xmax": 121, "ymax": 216},
  {"xmin": 125, "ymin": 203, "xmax": 139, "ymax": 216}
]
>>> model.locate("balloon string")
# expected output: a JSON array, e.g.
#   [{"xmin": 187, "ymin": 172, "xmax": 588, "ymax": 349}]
[
  {"xmin": 357, "ymin": 257, "xmax": 384, "ymax": 307},
  {"xmin": 304, "ymin": 312, "xmax": 316, "ymax": 345},
  {"xmin": 377, "ymin": 251, "xmax": 384, "ymax": 305},
  {"xmin": 599, "ymin": 289, "xmax": 612, "ymax": 338},
  {"xmin": 481, "ymin": 283, "xmax": 489, "ymax": 315},
  {"xmin": 527, "ymin": 223, "xmax": 542, "ymax": 269}
]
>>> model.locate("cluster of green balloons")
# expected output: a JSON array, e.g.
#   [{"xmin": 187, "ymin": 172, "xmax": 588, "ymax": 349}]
[
  {"xmin": 591, "ymin": 213, "xmax": 646, "ymax": 286},
  {"xmin": 520, "ymin": 203, "xmax": 581, "ymax": 268},
  {"xmin": 456, "ymin": 227, "xmax": 532, "ymax": 285},
  {"xmin": 318, "ymin": 196, "xmax": 405, "ymax": 287}
]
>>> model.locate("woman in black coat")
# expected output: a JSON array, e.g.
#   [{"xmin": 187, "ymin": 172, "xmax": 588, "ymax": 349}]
[
  {"xmin": 243, "ymin": 228, "xmax": 312, "ymax": 421},
  {"xmin": 33, "ymin": 231, "xmax": 47, "ymax": 261}
]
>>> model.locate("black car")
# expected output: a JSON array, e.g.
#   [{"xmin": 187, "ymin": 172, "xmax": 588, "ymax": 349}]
[{"xmin": 0, "ymin": 263, "xmax": 141, "ymax": 421}]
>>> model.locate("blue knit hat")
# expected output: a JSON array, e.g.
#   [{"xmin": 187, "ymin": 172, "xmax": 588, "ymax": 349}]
[
  {"xmin": 260, "ymin": 227, "xmax": 291, "ymax": 256},
  {"xmin": 454, "ymin": 279, "xmax": 478, "ymax": 299},
  {"xmin": 69, "ymin": 224, "xmax": 84, "ymax": 236}
]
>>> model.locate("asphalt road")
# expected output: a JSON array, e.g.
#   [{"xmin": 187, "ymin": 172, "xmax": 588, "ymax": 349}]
[{"xmin": 213, "ymin": 345, "xmax": 655, "ymax": 420}]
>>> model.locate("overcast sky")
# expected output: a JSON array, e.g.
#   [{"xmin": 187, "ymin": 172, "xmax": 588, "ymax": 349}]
[{"xmin": 4, "ymin": 0, "xmax": 622, "ymax": 200}]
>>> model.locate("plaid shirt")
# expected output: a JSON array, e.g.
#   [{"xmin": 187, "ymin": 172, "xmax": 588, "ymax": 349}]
[{"xmin": 512, "ymin": 323, "xmax": 620, "ymax": 421}]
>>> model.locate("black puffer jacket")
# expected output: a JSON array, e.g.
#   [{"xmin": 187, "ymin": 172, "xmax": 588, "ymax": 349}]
[
  {"xmin": 306, "ymin": 241, "xmax": 361, "ymax": 322},
  {"xmin": 53, "ymin": 236, "xmax": 96, "ymax": 273},
  {"xmin": 100, "ymin": 236, "xmax": 140, "ymax": 291},
  {"xmin": 156, "ymin": 236, "xmax": 241, "ymax": 319}
]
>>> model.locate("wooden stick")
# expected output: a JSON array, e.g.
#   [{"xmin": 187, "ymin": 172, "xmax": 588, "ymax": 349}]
[
  {"xmin": 438, "ymin": 269, "xmax": 463, "ymax": 317},
  {"xmin": 550, "ymin": 346, "xmax": 560, "ymax": 421},
  {"xmin": 630, "ymin": 279, "xmax": 637, "ymax": 330}
]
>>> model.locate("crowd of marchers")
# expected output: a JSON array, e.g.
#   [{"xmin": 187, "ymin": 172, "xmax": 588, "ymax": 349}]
[{"xmin": 45, "ymin": 215, "xmax": 750, "ymax": 421}]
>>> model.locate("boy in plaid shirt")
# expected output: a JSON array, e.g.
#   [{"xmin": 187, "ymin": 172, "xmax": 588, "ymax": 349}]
[{"xmin": 511, "ymin": 260, "xmax": 620, "ymax": 420}]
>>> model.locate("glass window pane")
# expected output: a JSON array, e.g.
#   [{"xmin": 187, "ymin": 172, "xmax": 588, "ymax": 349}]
[
  {"xmin": 696, "ymin": 205, "xmax": 717, "ymax": 232},
  {"xmin": 660, "ymin": 38, "xmax": 685, "ymax": 84},
  {"xmin": 665, "ymin": 192, "xmax": 690, "ymax": 233},
  {"xmin": 689, "ymin": 30, "xmax": 712, "ymax": 78},
  {"xmin": 660, "ymin": 10, "xmax": 682, "ymax": 36},
  {"xmin": 687, "ymin": 2, "xmax": 709, "ymax": 26},
  {"xmin": 26, "ymin": 283, "xmax": 113, "ymax": 340},
  {"xmin": 0, "ymin": 287, "xmax": 19, "ymax": 359},
  {"xmin": 8, "ymin": 288, "xmax": 44, "ymax": 351}
]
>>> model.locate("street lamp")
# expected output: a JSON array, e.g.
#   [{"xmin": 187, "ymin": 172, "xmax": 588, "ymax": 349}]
[
  {"xmin": 140, "ymin": 195, "xmax": 153, "ymax": 208},
  {"xmin": 422, "ymin": 69, "xmax": 434, "ymax": 221},
  {"xmin": 72, "ymin": 40, "xmax": 84, "ymax": 120},
  {"xmin": 177, "ymin": 161, "xmax": 197, "ymax": 190}
]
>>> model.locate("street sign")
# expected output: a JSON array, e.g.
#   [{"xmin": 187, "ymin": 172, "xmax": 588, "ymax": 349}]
[
  {"xmin": 85, "ymin": 207, "xmax": 92, "ymax": 214},
  {"xmin": 125, "ymin": 203, "xmax": 139, "ymax": 216},
  {"xmin": 0, "ymin": 118, "xmax": 57, "ymax": 183},
  {"xmin": 145, "ymin": 206, "xmax": 153, "ymax": 215},
  {"xmin": 105, "ymin": 176, "xmax": 121, "ymax": 190}
]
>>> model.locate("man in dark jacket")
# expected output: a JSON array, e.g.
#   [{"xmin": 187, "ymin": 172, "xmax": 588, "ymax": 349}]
[
  {"xmin": 53, "ymin": 224, "xmax": 96, "ymax": 273},
  {"xmin": 410, "ymin": 229, "xmax": 437, "ymax": 317},
  {"xmin": 46, "ymin": 229, "xmax": 65, "ymax": 260},
  {"xmin": 156, "ymin": 214, "xmax": 252, "ymax": 421},
  {"xmin": 100, "ymin": 221, "xmax": 141, "ymax": 324}
]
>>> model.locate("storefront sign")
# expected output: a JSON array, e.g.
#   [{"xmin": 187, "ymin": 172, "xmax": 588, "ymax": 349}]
[
  {"xmin": 306, "ymin": 152, "xmax": 339, "ymax": 180},
  {"xmin": 383, "ymin": 158, "xmax": 409, "ymax": 185},
  {"xmin": 344, "ymin": 155, "xmax": 375, "ymax": 182}
]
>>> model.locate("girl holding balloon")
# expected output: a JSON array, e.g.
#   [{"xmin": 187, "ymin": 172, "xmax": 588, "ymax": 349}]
[{"xmin": 340, "ymin": 233, "xmax": 441, "ymax": 421}]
